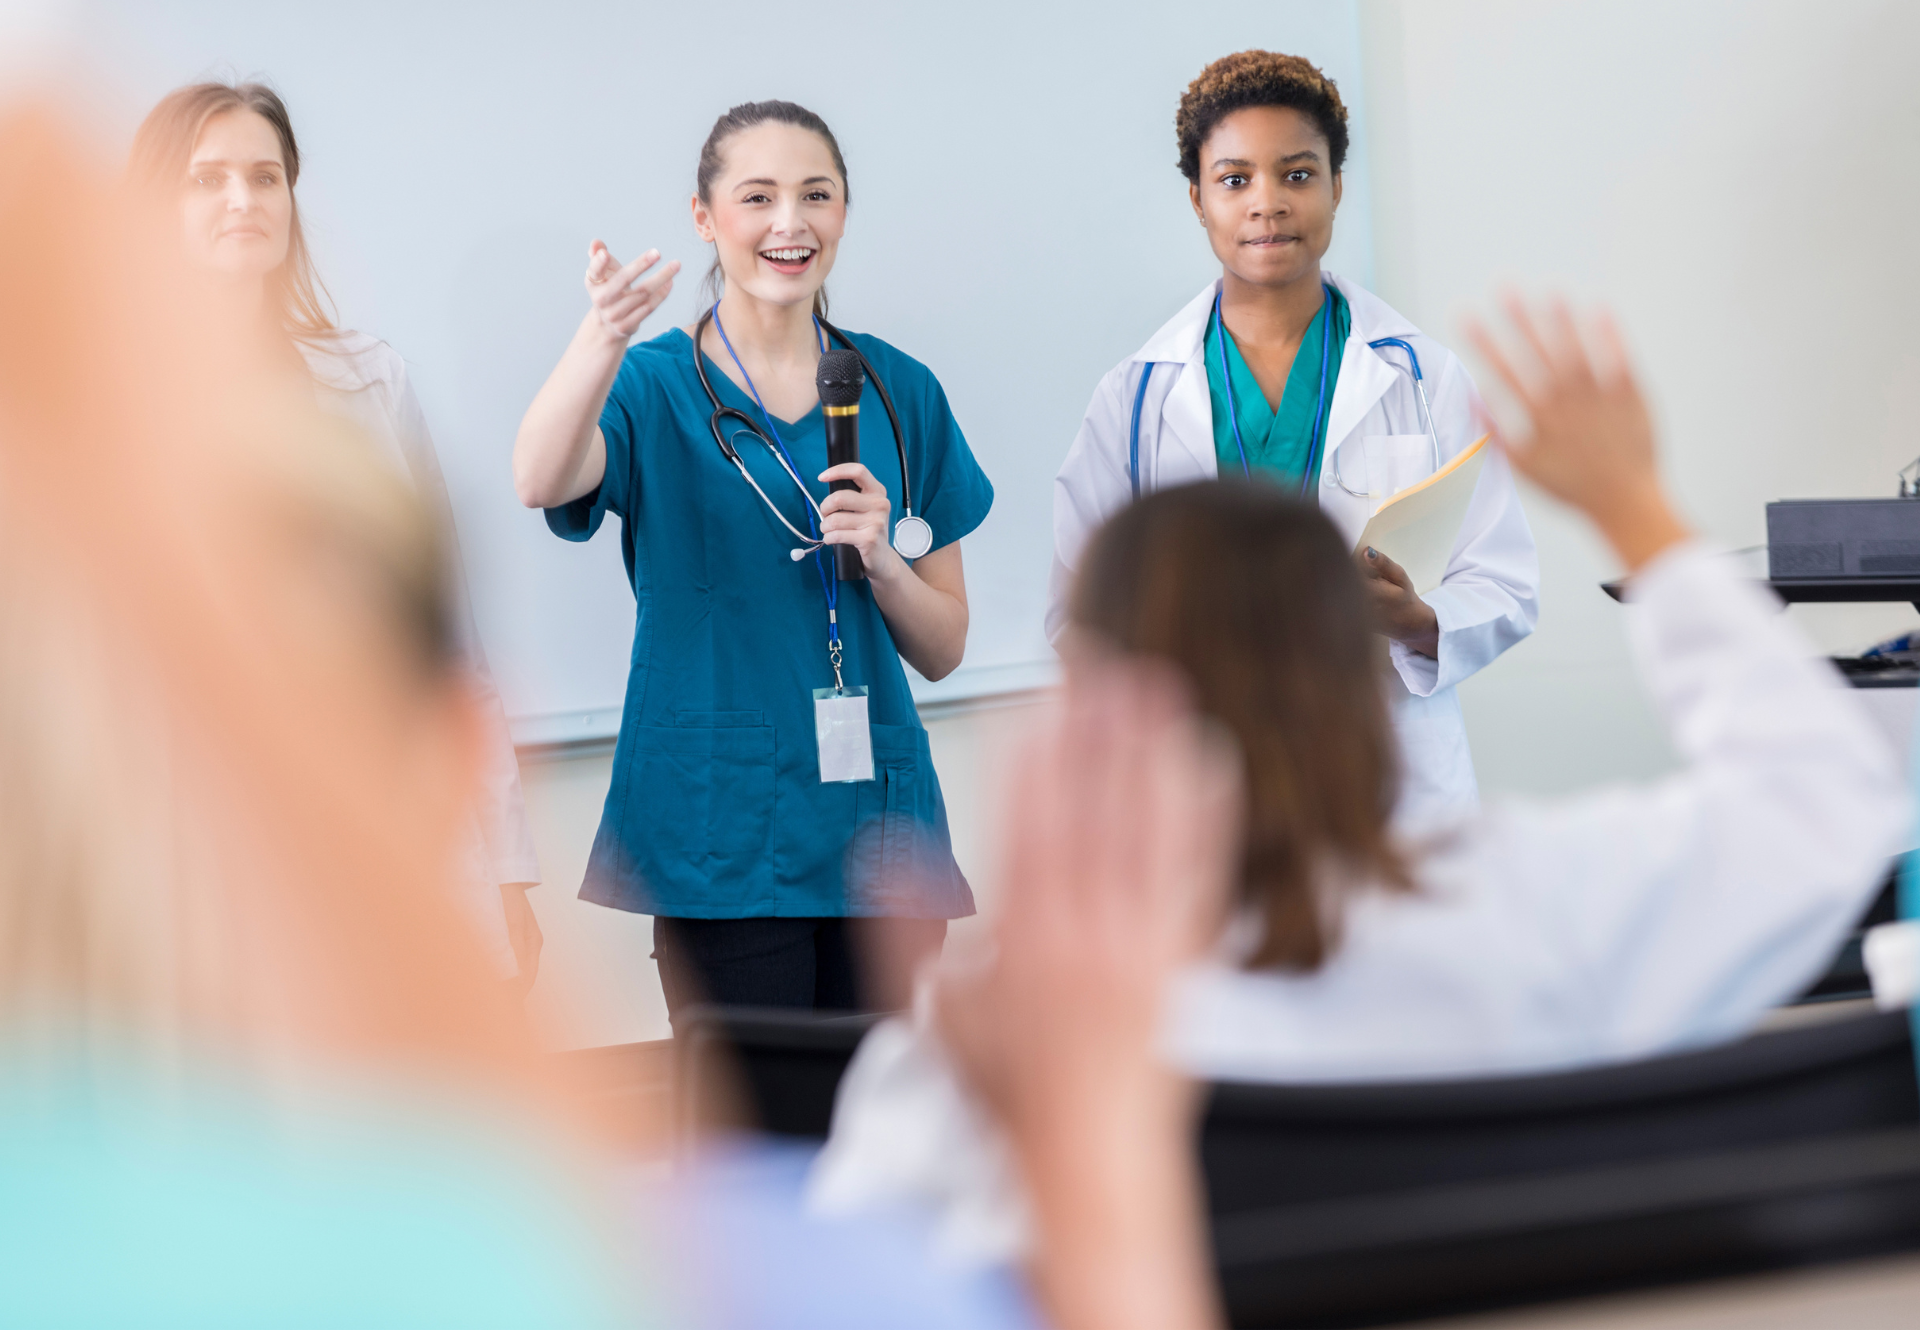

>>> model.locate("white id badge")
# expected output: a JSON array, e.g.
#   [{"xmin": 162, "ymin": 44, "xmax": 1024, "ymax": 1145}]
[{"xmin": 813, "ymin": 686, "xmax": 874, "ymax": 783}]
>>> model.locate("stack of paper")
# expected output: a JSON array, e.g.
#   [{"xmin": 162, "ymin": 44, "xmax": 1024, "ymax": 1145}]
[{"xmin": 1353, "ymin": 435, "xmax": 1490, "ymax": 594}]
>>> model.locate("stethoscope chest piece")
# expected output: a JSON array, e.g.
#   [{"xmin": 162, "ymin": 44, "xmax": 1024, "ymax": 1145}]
[{"xmin": 892, "ymin": 514, "xmax": 933, "ymax": 560}]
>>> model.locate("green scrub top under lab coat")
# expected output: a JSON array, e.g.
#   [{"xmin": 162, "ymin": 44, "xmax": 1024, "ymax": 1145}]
[
  {"xmin": 1205, "ymin": 283, "xmax": 1351, "ymax": 490},
  {"xmin": 545, "ymin": 327, "xmax": 994, "ymax": 920}
]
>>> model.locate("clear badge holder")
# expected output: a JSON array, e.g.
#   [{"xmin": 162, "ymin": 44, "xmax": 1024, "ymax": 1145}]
[{"xmin": 814, "ymin": 686, "xmax": 874, "ymax": 783}]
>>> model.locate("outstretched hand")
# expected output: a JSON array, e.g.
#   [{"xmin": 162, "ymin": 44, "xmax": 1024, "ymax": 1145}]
[
  {"xmin": 583, "ymin": 240, "xmax": 679, "ymax": 344},
  {"xmin": 1463, "ymin": 295, "xmax": 1689, "ymax": 572}
]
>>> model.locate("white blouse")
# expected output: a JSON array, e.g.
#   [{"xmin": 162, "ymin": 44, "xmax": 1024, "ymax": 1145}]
[{"xmin": 808, "ymin": 543, "xmax": 1911, "ymax": 1264}]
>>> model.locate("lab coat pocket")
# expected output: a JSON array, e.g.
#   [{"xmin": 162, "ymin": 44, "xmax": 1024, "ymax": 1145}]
[
  {"xmin": 845, "ymin": 724, "xmax": 969, "ymax": 917},
  {"xmin": 623, "ymin": 720, "xmax": 775, "ymax": 908},
  {"xmin": 1358, "ymin": 434, "xmax": 1435, "ymax": 500}
]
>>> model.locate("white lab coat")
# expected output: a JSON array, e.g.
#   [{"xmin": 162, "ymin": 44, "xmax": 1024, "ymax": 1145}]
[
  {"xmin": 303, "ymin": 331, "xmax": 542, "ymax": 977},
  {"xmin": 1050, "ymin": 274, "xmax": 1540, "ymax": 825},
  {"xmin": 809, "ymin": 543, "xmax": 1910, "ymax": 1264}
]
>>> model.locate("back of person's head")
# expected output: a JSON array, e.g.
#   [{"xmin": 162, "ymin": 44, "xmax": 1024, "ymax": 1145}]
[{"xmin": 1069, "ymin": 481, "xmax": 1409, "ymax": 970}]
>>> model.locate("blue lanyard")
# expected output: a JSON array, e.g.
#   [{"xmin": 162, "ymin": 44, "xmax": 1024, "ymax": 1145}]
[
  {"xmin": 1213, "ymin": 283, "xmax": 1334, "ymax": 499},
  {"xmin": 710, "ymin": 305, "xmax": 846, "ymax": 668}
]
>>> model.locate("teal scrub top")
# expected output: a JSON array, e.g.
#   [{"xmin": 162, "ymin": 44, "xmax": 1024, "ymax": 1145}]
[
  {"xmin": 1205, "ymin": 284, "xmax": 1351, "ymax": 491},
  {"xmin": 546, "ymin": 327, "xmax": 994, "ymax": 920}
]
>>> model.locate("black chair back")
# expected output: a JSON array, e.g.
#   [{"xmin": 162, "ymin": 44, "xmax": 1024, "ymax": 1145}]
[{"xmin": 677, "ymin": 1006, "xmax": 1920, "ymax": 1324}]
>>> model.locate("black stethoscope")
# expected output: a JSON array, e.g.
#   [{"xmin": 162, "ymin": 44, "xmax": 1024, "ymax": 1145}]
[{"xmin": 692, "ymin": 305, "xmax": 934, "ymax": 562}]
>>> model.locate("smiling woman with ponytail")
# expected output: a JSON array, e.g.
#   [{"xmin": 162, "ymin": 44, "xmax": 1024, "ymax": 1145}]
[{"xmin": 513, "ymin": 100, "xmax": 993, "ymax": 1025}]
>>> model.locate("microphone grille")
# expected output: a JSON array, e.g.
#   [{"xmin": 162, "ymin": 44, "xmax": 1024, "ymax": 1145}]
[{"xmin": 816, "ymin": 349, "xmax": 866, "ymax": 407}]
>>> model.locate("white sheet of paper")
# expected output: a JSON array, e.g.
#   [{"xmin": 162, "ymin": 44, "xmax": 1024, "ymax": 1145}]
[
  {"xmin": 1353, "ymin": 436, "xmax": 1491, "ymax": 595},
  {"xmin": 814, "ymin": 687, "xmax": 875, "ymax": 784}
]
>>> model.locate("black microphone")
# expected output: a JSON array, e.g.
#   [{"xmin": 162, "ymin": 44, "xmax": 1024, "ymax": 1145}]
[{"xmin": 816, "ymin": 349, "xmax": 866, "ymax": 582}]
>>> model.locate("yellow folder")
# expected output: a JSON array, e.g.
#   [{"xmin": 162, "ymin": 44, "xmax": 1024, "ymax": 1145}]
[{"xmin": 1353, "ymin": 435, "xmax": 1491, "ymax": 595}]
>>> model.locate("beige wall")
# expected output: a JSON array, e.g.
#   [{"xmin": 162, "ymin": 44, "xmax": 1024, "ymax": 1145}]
[
  {"xmin": 523, "ymin": 1, "xmax": 1920, "ymax": 1047},
  {"xmin": 1361, "ymin": 0, "xmax": 1920, "ymax": 794}
]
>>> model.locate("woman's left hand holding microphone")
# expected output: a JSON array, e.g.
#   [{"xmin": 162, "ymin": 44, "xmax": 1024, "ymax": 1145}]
[{"xmin": 818, "ymin": 462, "xmax": 904, "ymax": 581}]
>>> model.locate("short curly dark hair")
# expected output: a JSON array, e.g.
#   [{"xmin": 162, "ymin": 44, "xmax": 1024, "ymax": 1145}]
[{"xmin": 1176, "ymin": 50, "xmax": 1349, "ymax": 183}]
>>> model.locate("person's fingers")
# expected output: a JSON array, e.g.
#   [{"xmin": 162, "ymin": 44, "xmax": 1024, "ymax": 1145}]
[
  {"xmin": 1366, "ymin": 548, "xmax": 1414, "ymax": 591},
  {"xmin": 611, "ymin": 247, "xmax": 660, "ymax": 290},
  {"xmin": 1470, "ymin": 399, "xmax": 1515, "ymax": 457},
  {"xmin": 1088, "ymin": 662, "xmax": 1178, "ymax": 939},
  {"xmin": 817, "ymin": 462, "xmax": 883, "ymax": 495},
  {"xmin": 1461, "ymin": 315, "xmax": 1537, "ymax": 419},
  {"xmin": 1540, "ymin": 297, "xmax": 1596, "ymax": 389},
  {"xmin": 1587, "ymin": 308, "xmax": 1635, "ymax": 393},
  {"xmin": 600, "ymin": 259, "xmax": 676, "ymax": 313},
  {"xmin": 1500, "ymin": 292, "xmax": 1557, "ymax": 385},
  {"xmin": 630, "ymin": 257, "xmax": 679, "ymax": 297},
  {"xmin": 1057, "ymin": 660, "xmax": 1138, "ymax": 946},
  {"xmin": 1177, "ymin": 721, "xmax": 1244, "ymax": 954},
  {"xmin": 995, "ymin": 698, "xmax": 1074, "ymax": 941}
]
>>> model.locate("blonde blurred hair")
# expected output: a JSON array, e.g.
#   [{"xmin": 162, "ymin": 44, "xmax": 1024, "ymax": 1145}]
[{"xmin": 0, "ymin": 105, "xmax": 540, "ymax": 1097}]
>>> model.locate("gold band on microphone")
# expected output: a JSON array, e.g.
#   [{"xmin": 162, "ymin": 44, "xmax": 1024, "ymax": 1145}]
[{"xmin": 823, "ymin": 404, "xmax": 859, "ymax": 417}]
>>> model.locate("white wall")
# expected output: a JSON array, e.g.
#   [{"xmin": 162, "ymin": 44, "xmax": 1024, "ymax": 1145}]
[
  {"xmin": 532, "ymin": 0, "xmax": 1920, "ymax": 1047},
  {"xmin": 1360, "ymin": 0, "xmax": 1920, "ymax": 794},
  {"xmin": 78, "ymin": 0, "xmax": 1375, "ymax": 744}
]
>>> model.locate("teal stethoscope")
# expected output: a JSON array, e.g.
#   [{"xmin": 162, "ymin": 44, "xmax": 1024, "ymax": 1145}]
[{"xmin": 1126, "ymin": 285, "xmax": 1444, "ymax": 500}]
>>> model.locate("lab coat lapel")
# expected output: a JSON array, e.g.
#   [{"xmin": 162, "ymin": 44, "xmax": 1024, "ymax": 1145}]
[
  {"xmin": 1159, "ymin": 348, "xmax": 1216, "ymax": 479},
  {"xmin": 1317, "ymin": 273, "xmax": 1416, "ymax": 545},
  {"xmin": 1135, "ymin": 281, "xmax": 1221, "ymax": 484}
]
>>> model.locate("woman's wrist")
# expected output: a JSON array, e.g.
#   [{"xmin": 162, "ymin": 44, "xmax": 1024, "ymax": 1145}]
[{"xmin": 1590, "ymin": 482, "xmax": 1691, "ymax": 573}]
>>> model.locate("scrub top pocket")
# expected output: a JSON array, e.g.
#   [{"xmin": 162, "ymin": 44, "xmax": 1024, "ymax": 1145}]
[
  {"xmin": 844, "ymin": 724, "xmax": 968, "ymax": 917},
  {"xmin": 621, "ymin": 719, "xmax": 776, "ymax": 912},
  {"xmin": 1357, "ymin": 434, "xmax": 1436, "ymax": 500}
]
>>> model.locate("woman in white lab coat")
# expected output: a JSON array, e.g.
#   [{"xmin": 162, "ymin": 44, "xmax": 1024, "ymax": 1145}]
[
  {"xmin": 809, "ymin": 296, "xmax": 1908, "ymax": 1265},
  {"xmin": 1050, "ymin": 51, "xmax": 1538, "ymax": 825},
  {"xmin": 129, "ymin": 81, "xmax": 545, "ymax": 984}
]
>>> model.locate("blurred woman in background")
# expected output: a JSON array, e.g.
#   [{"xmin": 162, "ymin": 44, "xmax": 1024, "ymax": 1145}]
[{"xmin": 127, "ymin": 81, "xmax": 544, "ymax": 987}]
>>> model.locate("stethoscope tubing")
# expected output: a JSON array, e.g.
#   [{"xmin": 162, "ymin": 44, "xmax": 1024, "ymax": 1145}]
[
  {"xmin": 1213, "ymin": 284, "xmax": 1333, "ymax": 501},
  {"xmin": 1127, "ymin": 325, "xmax": 1447, "ymax": 501},
  {"xmin": 692, "ymin": 307, "xmax": 917, "ymax": 533}
]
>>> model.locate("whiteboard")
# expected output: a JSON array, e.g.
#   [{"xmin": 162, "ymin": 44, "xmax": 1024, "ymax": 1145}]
[{"xmin": 80, "ymin": 0, "xmax": 1374, "ymax": 744}]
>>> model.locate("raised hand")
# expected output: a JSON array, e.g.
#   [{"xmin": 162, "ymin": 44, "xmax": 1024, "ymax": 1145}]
[
  {"xmin": 934, "ymin": 654, "xmax": 1239, "ymax": 1330},
  {"xmin": 1463, "ymin": 295, "xmax": 1690, "ymax": 572},
  {"xmin": 583, "ymin": 240, "xmax": 679, "ymax": 344}
]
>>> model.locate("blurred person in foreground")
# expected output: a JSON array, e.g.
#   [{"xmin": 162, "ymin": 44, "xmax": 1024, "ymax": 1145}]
[
  {"xmin": 128, "ymin": 80, "xmax": 544, "ymax": 989},
  {"xmin": 0, "ymin": 103, "xmax": 638, "ymax": 1322},
  {"xmin": 0, "ymin": 104, "xmax": 1236, "ymax": 1330},
  {"xmin": 811, "ymin": 296, "xmax": 1910, "ymax": 1266}
]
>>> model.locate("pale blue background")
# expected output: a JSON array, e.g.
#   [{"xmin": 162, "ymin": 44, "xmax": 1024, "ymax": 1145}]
[{"xmin": 82, "ymin": 0, "xmax": 1375, "ymax": 741}]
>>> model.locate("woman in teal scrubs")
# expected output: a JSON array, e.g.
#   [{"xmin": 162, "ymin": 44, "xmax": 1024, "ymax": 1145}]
[{"xmin": 513, "ymin": 100, "xmax": 992, "ymax": 1023}]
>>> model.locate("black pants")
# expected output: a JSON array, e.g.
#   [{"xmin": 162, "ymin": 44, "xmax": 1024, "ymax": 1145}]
[{"xmin": 652, "ymin": 916, "xmax": 947, "ymax": 1031}]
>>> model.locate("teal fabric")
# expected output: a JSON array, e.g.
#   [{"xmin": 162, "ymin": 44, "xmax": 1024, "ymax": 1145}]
[
  {"xmin": 1205, "ymin": 284, "xmax": 1351, "ymax": 489},
  {"xmin": 546, "ymin": 328, "xmax": 994, "ymax": 920},
  {"xmin": 0, "ymin": 1059, "xmax": 644, "ymax": 1328}
]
